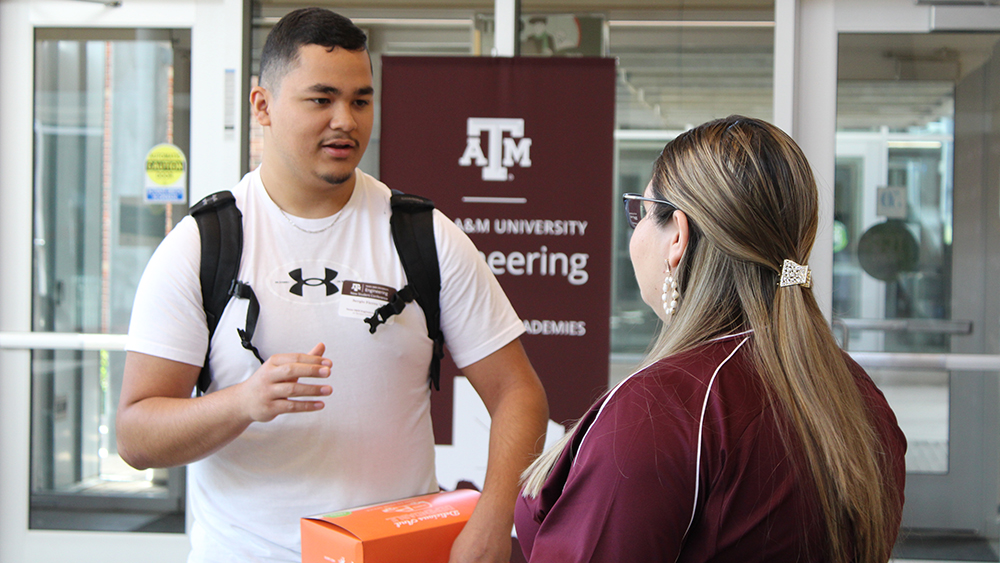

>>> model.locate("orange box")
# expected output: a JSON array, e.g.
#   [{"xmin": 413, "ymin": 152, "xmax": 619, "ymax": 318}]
[{"xmin": 301, "ymin": 489, "xmax": 480, "ymax": 563}]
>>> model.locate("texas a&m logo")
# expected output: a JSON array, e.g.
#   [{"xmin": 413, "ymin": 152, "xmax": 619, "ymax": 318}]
[{"xmin": 458, "ymin": 118, "xmax": 532, "ymax": 181}]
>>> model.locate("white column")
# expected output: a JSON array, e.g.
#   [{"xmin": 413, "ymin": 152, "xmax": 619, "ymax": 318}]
[
  {"xmin": 793, "ymin": 0, "xmax": 838, "ymax": 320},
  {"xmin": 0, "ymin": 1, "xmax": 35, "ymax": 558},
  {"xmin": 772, "ymin": 0, "xmax": 798, "ymax": 136},
  {"xmin": 494, "ymin": 0, "xmax": 518, "ymax": 57}
]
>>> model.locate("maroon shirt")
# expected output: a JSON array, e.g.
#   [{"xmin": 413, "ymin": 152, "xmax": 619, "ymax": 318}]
[{"xmin": 515, "ymin": 332, "xmax": 906, "ymax": 562}]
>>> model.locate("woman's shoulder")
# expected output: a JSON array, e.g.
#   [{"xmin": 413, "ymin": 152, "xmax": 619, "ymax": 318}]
[
  {"xmin": 626, "ymin": 332, "xmax": 753, "ymax": 391},
  {"xmin": 594, "ymin": 333, "xmax": 756, "ymax": 428},
  {"xmin": 569, "ymin": 334, "xmax": 759, "ymax": 490}
]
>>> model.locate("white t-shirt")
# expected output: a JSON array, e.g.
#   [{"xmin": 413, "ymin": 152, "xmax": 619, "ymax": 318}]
[{"xmin": 126, "ymin": 168, "xmax": 525, "ymax": 563}]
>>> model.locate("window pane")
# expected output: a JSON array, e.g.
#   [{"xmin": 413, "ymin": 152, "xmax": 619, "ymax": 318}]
[
  {"xmin": 609, "ymin": 16, "xmax": 774, "ymax": 381},
  {"xmin": 31, "ymin": 27, "xmax": 191, "ymax": 532},
  {"xmin": 835, "ymin": 35, "xmax": 966, "ymax": 476}
]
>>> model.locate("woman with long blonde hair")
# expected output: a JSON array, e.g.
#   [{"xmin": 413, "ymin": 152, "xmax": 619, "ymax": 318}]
[{"xmin": 514, "ymin": 116, "xmax": 906, "ymax": 562}]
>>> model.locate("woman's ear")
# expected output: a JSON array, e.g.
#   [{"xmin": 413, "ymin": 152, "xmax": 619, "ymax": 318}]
[
  {"xmin": 666, "ymin": 210, "xmax": 690, "ymax": 270},
  {"xmin": 250, "ymin": 86, "xmax": 272, "ymax": 127}
]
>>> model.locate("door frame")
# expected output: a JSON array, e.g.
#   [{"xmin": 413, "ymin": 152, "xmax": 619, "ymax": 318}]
[
  {"xmin": 0, "ymin": 1, "xmax": 247, "ymax": 561},
  {"xmin": 795, "ymin": 0, "xmax": 1000, "ymax": 539}
]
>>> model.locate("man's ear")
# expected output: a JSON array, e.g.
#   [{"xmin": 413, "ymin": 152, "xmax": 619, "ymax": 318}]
[
  {"xmin": 250, "ymin": 86, "xmax": 271, "ymax": 127},
  {"xmin": 666, "ymin": 210, "xmax": 690, "ymax": 271}
]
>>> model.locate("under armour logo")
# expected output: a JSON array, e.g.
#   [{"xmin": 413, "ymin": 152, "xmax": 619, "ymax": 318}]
[{"xmin": 288, "ymin": 268, "xmax": 339, "ymax": 297}]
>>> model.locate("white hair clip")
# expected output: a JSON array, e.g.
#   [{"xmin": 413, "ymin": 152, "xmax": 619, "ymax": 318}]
[{"xmin": 779, "ymin": 259, "xmax": 812, "ymax": 288}]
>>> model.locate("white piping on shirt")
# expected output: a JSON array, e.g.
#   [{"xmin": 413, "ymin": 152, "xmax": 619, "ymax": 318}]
[
  {"xmin": 679, "ymin": 334, "xmax": 750, "ymax": 553},
  {"xmin": 570, "ymin": 331, "xmax": 752, "ymax": 559},
  {"xmin": 575, "ymin": 331, "xmax": 752, "ymax": 465}
]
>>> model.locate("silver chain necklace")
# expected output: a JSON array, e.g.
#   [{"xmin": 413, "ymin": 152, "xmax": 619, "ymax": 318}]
[{"xmin": 278, "ymin": 206, "xmax": 344, "ymax": 234}]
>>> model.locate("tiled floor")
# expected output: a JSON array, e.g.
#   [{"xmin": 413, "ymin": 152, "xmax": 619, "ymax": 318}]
[
  {"xmin": 847, "ymin": 369, "xmax": 998, "ymax": 562},
  {"xmin": 876, "ymin": 375, "xmax": 950, "ymax": 473},
  {"xmin": 894, "ymin": 529, "xmax": 998, "ymax": 562},
  {"xmin": 896, "ymin": 560, "xmax": 994, "ymax": 563}
]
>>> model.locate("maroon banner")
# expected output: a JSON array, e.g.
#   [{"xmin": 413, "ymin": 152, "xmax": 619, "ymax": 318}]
[{"xmin": 381, "ymin": 56, "xmax": 616, "ymax": 445}]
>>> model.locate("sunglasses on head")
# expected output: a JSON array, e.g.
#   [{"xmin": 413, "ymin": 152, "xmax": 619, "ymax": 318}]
[{"xmin": 622, "ymin": 193, "xmax": 679, "ymax": 229}]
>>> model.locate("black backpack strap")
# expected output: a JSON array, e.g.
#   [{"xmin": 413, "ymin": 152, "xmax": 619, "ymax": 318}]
[
  {"xmin": 232, "ymin": 280, "xmax": 265, "ymax": 364},
  {"xmin": 191, "ymin": 190, "xmax": 261, "ymax": 394},
  {"xmin": 363, "ymin": 190, "xmax": 445, "ymax": 390}
]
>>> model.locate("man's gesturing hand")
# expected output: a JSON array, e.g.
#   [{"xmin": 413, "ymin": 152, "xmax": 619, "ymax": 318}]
[{"xmin": 238, "ymin": 343, "xmax": 333, "ymax": 422}]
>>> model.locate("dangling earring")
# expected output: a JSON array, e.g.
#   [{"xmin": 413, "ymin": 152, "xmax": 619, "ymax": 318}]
[{"xmin": 662, "ymin": 263, "xmax": 680, "ymax": 316}]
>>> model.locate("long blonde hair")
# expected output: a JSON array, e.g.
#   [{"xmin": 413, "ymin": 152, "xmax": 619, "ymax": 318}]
[{"xmin": 522, "ymin": 116, "xmax": 899, "ymax": 563}]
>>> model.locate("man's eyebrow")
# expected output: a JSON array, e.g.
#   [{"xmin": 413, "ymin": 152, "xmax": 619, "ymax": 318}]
[{"xmin": 306, "ymin": 84, "xmax": 375, "ymax": 97}]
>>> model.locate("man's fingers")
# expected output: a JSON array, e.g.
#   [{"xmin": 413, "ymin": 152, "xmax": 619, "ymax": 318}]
[
  {"xmin": 279, "ymin": 399, "xmax": 326, "ymax": 413},
  {"xmin": 243, "ymin": 353, "xmax": 334, "ymax": 422},
  {"xmin": 281, "ymin": 382, "xmax": 332, "ymax": 398},
  {"xmin": 252, "ymin": 385, "xmax": 330, "ymax": 421},
  {"xmin": 263, "ymin": 360, "xmax": 331, "ymax": 384},
  {"xmin": 308, "ymin": 342, "xmax": 326, "ymax": 357},
  {"xmin": 269, "ymin": 351, "xmax": 332, "ymax": 369}
]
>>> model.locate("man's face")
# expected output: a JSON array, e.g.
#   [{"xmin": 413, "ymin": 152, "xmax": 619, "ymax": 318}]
[{"xmin": 257, "ymin": 44, "xmax": 374, "ymax": 192}]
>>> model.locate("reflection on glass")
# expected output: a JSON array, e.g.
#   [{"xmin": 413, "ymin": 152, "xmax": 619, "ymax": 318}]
[
  {"xmin": 836, "ymin": 30, "xmax": 1000, "ymax": 546},
  {"xmin": 836, "ymin": 32, "xmax": 1000, "ymax": 483},
  {"xmin": 608, "ymin": 19, "xmax": 774, "ymax": 374},
  {"xmin": 31, "ymin": 28, "xmax": 190, "ymax": 532},
  {"xmin": 475, "ymin": 13, "xmax": 608, "ymax": 57},
  {"xmin": 834, "ymin": 82, "xmax": 955, "ymax": 475},
  {"xmin": 611, "ymin": 142, "xmax": 675, "ymax": 365}
]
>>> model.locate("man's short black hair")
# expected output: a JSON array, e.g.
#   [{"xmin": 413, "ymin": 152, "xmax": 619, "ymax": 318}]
[{"xmin": 259, "ymin": 7, "xmax": 368, "ymax": 91}]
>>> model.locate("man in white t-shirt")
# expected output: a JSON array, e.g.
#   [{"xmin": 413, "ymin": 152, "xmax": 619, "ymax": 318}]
[{"xmin": 116, "ymin": 8, "xmax": 548, "ymax": 563}]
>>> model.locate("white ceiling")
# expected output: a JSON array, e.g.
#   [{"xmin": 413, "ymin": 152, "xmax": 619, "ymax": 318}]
[{"xmin": 255, "ymin": 2, "xmax": 1000, "ymax": 132}]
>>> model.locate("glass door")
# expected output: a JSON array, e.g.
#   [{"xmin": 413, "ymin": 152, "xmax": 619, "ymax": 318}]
[
  {"xmin": 31, "ymin": 27, "xmax": 190, "ymax": 533},
  {"xmin": 836, "ymin": 31, "xmax": 1000, "ymax": 559}
]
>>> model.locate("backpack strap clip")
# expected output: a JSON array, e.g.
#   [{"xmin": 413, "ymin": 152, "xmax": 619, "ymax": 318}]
[{"xmin": 364, "ymin": 286, "xmax": 417, "ymax": 333}]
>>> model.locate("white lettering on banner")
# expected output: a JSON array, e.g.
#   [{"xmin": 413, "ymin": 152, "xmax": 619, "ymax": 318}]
[
  {"xmin": 479, "ymin": 246, "xmax": 589, "ymax": 285},
  {"xmin": 522, "ymin": 319, "xmax": 587, "ymax": 336},
  {"xmin": 453, "ymin": 217, "xmax": 589, "ymax": 236},
  {"xmin": 493, "ymin": 218, "xmax": 588, "ymax": 236},
  {"xmin": 458, "ymin": 118, "xmax": 532, "ymax": 181},
  {"xmin": 454, "ymin": 217, "xmax": 491, "ymax": 233}
]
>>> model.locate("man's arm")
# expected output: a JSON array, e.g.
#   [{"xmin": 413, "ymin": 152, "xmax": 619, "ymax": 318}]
[
  {"xmin": 116, "ymin": 343, "xmax": 333, "ymax": 469},
  {"xmin": 449, "ymin": 338, "xmax": 548, "ymax": 563}
]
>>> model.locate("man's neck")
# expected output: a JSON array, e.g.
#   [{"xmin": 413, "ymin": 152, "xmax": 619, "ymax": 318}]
[{"xmin": 259, "ymin": 165, "xmax": 356, "ymax": 218}]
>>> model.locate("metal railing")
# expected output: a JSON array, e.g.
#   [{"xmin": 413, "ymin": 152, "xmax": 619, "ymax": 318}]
[
  {"xmin": 832, "ymin": 317, "xmax": 973, "ymax": 349},
  {"xmin": 3, "ymin": 330, "xmax": 999, "ymax": 372},
  {"xmin": 0, "ymin": 332, "xmax": 127, "ymax": 351}
]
